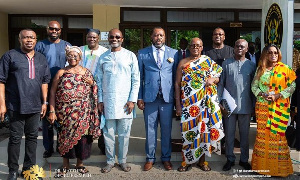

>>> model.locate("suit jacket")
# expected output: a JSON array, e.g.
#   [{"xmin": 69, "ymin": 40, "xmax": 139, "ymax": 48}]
[
  {"xmin": 177, "ymin": 49, "xmax": 190, "ymax": 61},
  {"xmin": 138, "ymin": 45, "xmax": 179, "ymax": 103},
  {"xmin": 245, "ymin": 52, "xmax": 261, "ymax": 67}
]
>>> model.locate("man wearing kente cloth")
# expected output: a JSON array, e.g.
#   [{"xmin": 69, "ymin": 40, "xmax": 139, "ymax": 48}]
[{"xmin": 175, "ymin": 38, "xmax": 224, "ymax": 171}]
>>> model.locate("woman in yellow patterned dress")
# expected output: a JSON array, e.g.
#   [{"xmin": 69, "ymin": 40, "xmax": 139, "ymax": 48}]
[
  {"xmin": 175, "ymin": 38, "xmax": 224, "ymax": 172},
  {"xmin": 251, "ymin": 44, "xmax": 296, "ymax": 177}
]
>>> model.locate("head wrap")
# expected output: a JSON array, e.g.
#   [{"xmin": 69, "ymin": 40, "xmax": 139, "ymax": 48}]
[
  {"xmin": 87, "ymin": 28, "xmax": 100, "ymax": 35},
  {"xmin": 65, "ymin": 45, "xmax": 83, "ymax": 59}
]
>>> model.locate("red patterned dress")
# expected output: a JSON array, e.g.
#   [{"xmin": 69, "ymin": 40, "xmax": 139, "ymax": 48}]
[
  {"xmin": 55, "ymin": 70, "xmax": 101, "ymax": 158},
  {"xmin": 180, "ymin": 55, "xmax": 224, "ymax": 164},
  {"xmin": 251, "ymin": 62, "xmax": 296, "ymax": 177}
]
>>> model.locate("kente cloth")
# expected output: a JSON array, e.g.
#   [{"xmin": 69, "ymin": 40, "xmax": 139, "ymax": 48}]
[
  {"xmin": 56, "ymin": 70, "xmax": 101, "ymax": 156},
  {"xmin": 180, "ymin": 55, "xmax": 224, "ymax": 164},
  {"xmin": 252, "ymin": 102, "xmax": 293, "ymax": 177},
  {"xmin": 267, "ymin": 62, "xmax": 296, "ymax": 136}
]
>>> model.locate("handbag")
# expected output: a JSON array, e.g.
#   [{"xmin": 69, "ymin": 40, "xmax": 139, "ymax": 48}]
[{"xmin": 285, "ymin": 115, "xmax": 296, "ymax": 148}]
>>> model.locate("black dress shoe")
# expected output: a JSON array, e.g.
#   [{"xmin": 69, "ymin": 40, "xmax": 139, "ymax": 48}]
[
  {"xmin": 222, "ymin": 161, "xmax": 235, "ymax": 171},
  {"xmin": 43, "ymin": 149, "xmax": 54, "ymax": 158},
  {"xmin": 7, "ymin": 171, "xmax": 18, "ymax": 180},
  {"xmin": 239, "ymin": 161, "xmax": 251, "ymax": 170}
]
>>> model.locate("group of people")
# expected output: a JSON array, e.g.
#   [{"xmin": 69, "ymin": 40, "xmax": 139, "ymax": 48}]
[{"xmin": 0, "ymin": 21, "xmax": 298, "ymax": 180}]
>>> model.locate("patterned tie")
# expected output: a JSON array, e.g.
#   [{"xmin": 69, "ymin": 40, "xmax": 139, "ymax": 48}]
[
  {"xmin": 182, "ymin": 50, "xmax": 186, "ymax": 59},
  {"xmin": 156, "ymin": 48, "xmax": 162, "ymax": 68}
]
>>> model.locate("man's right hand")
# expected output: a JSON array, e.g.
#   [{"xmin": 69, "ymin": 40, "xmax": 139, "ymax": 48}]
[
  {"xmin": 175, "ymin": 105, "xmax": 182, "ymax": 117},
  {"xmin": 98, "ymin": 102, "xmax": 104, "ymax": 113},
  {"xmin": 137, "ymin": 100, "xmax": 145, "ymax": 110},
  {"xmin": 0, "ymin": 104, "xmax": 7, "ymax": 122}
]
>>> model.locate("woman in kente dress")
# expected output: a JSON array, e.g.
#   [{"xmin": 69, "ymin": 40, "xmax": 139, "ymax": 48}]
[
  {"xmin": 48, "ymin": 46, "xmax": 101, "ymax": 177},
  {"xmin": 251, "ymin": 44, "xmax": 296, "ymax": 177},
  {"xmin": 175, "ymin": 38, "xmax": 224, "ymax": 172}
]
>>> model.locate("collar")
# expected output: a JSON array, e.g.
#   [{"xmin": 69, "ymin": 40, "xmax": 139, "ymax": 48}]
[{"xmin": 152, "ymin": 44, "xmax": 165, "ymax": 52}]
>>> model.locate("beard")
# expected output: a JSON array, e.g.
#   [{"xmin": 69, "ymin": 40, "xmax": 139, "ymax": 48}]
[
  {"xmin": 152, "ymin": 42, "xmax": 164, "ymax": 49},
  {"xmin": 110, "ymin": 42, "xmax": 121, "ymax": 48},
  {"xmin": 48, "ymin": 34, "xmax": 60, "ymax": 41},
  {"xmin": 49, "ymin": 36, "xmax": 59, "ymax": 41}
]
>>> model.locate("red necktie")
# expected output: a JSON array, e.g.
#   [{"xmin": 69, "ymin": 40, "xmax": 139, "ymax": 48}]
[{"xmin": 182, "ymin": 50, "xmax": 186, "ymax": 59}]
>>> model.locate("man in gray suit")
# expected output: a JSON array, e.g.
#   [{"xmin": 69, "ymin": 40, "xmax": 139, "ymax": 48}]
[
  {"xmin": 218, "ymin": 39, "xmax": 256, "ymax": 171},
  {"xmin": 137, "ymin": 27, "xmax": 178, "ymax": 171}
]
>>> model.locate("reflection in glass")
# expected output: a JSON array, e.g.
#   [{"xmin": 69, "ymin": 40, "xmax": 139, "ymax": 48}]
[
  {"xmin": 240, "ymin": 31, "xmax": 261, "ymax": 52},
  {"xmin": 124, "ymin": 29, "xmax": 141, "ymax": 54},
  {"xmin": 170, "ymin": 30, "xmax": 199, "ymax": 49}
]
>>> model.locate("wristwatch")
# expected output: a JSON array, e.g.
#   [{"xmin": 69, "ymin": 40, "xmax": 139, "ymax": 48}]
[{"xmin": 43, "ymin": 102, "xmax": 49, "ymax": 105}]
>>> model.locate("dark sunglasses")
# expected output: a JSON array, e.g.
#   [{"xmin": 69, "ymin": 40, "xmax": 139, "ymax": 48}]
[
  {"xmin": 267, "ymin": 51, "xmax": 278, "ymax": 55},
  {"xmin": 189, "ymin": 44, "xmax": 202, "ymax": 48},
  {"xmin": 48, "ymin": 27, "xmax": 61, "ymax": 31},
  {"xmin": 213, "ymin": 33, "xmax": 224, "ymax": 36},
  {"xmin": 109, "ymin": 35, "xmax": 122, "ymax": 39}
]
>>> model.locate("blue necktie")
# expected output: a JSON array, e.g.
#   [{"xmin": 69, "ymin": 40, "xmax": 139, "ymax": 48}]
[
  {"xmin": 156, "ymin": 48, "xmax": 162, "ymax": 95},
  {"xmin": 156, "ymin": 48, "xmax": 162, "ymax": 68}
]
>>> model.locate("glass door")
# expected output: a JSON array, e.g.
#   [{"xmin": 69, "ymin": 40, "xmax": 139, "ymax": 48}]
[{"xmin": 167, "ymin": 28, "xmax": 200, "ymax": 50}]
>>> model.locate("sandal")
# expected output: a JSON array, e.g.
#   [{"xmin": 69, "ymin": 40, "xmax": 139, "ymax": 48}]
[
  {"xmin": 75, "ymin": 166, "xmax": 89, "ymax": 174},
  {"xmin": 54, "ymin": 167, "xmax": 69, "ymax": 178},
  {"xmin": 119, "ymin": 163, "xmax": 131, "ymax": 172},
  {"xmin": 101, "ymin": 164, "xmax": 114, "ymax": 173},
  {"xmin": 177, "ymin": 164, "xmax": 191, "ymax": 172},
  {"xmin": 197, "ymin": 161, "xmax": 211, "ymax": 171}
]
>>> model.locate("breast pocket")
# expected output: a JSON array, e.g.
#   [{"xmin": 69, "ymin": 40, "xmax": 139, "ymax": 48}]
[{"xmin": 103, "ymin": 62, "xmax": 115, "ymax": 74}]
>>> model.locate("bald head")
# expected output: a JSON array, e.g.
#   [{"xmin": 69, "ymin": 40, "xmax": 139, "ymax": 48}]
[
  {"xmin": 190, "ymin": 37, "xmax": 203, "ymax": 45},
  {"xmin": 109, "ymin": 28, "xmax": 123, "ymax": 37},
  {"xmin": 48, "ymin": 21, "xmax": 61, "ymax": 28}
]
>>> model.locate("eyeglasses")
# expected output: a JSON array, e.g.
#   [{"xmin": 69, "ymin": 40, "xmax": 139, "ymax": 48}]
[
  {"xmin": 87, "ymin": 36, "xmax": 98, "ymax": 39},
  {"xmin": 152, "ymin": 34, "xmax": 164, "ymax": 38},
  {"xmin": 190, "ymin": 44, "xmax": 203, "ymax": 48},
  {"xmin": 267, "ymin": 51, "xmax": 278, "ymax": 55},
  {"xmin": 109, "ymin": 35, "xmax": 122, "ymax": 39},
  {"xmin": 67, "ymin": 55, "xmax": 78, "ymax": 59},
  {"xmin": 235, "ymin": 45, "xmax": 246, "ymax": 49},
  {"xmin": 21, "ymin": 36, "xmax": 36, "ymax": 40},
  {"xmin": 48, "ymin": 27, "xmax": 61, "ymax": 31},
  {"xmin": 213, "ymin": 33, "xmax": 224, "ymax": 36}
]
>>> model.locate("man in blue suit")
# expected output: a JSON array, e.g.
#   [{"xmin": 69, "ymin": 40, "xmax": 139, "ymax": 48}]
[{"xmin": 137, "ymin": 27, "xmax": 178, "ymax": 171}]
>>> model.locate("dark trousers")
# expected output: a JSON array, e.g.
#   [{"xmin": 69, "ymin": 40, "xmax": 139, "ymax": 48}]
[
  {"xmin": 225, "ymin": 114, "xmax": 251, "ymax": 162},
  {"xmin": 144, "ymin": 96, "xmax": 173, "ymax": 162},
  {"xmin": 296, "ymin": 107, "xmax": 300, "ymax": 150},
  {"xmin": 42, "ymin": 117, "xmax": 54, "ymax": 151},
  {"xmin": 7, "ymin": 110, "xmax": 40, "ymax": 172}
]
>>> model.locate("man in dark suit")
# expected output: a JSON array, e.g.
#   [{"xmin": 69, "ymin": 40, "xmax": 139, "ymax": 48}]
[
  {"xmin": 137, "ymin": 27, "xmax": 179, "ymax": 171},
  {"xmin": 245, "ymin": 42, "xmax": 260, "ymax": 123},
  {"xmin": 177, "ymin": 38, "xmax": 190, "ymax": 61},
  {"xmin": 245, "ymin": 42, "xmax": 261, "ymax": 67}
]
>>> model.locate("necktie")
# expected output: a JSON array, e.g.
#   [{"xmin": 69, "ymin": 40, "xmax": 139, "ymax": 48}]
[
  {"xmin": 156, "ymin": 48, "xmax": 162, "ymax": 94},
  {"xmin": 156, "ymin": 48, "xmax": 162, "ymax": 68},
  {"xmin": 182, "ymin": 50, "xmax": 186, "ymax": 59}
]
